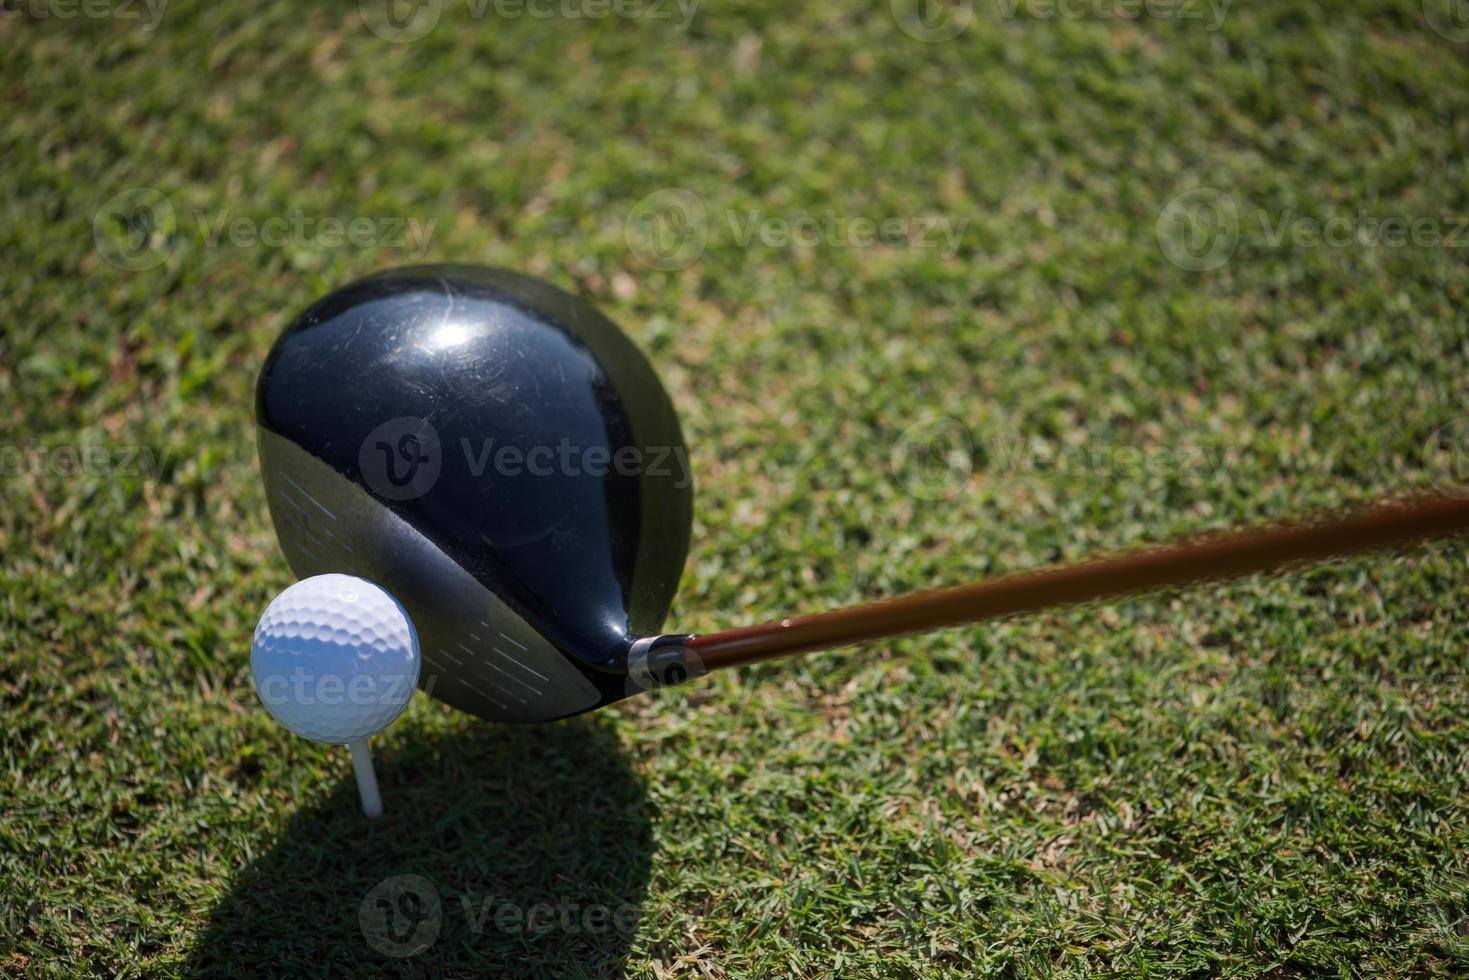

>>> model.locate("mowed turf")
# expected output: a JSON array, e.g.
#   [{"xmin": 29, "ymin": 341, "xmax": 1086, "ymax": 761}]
[{"xmin": 3, "ymin": 1, "xmax": 1468, "ymax": 976}]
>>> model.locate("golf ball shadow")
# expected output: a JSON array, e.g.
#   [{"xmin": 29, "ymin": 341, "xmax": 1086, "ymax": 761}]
[{"xmin": 186, "ymin": 719, "xmax": 652, "ymax": 976}]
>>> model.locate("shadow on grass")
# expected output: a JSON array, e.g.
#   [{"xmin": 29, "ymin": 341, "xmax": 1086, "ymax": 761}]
[{"xmin": 189, "ymin": 718, "xmax": 652, "ymax": 978}]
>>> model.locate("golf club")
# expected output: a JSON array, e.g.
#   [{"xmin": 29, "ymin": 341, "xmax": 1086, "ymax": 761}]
[{"xmin": 256, "ymin": 265, "xmax": 1469, "ymax": 724}]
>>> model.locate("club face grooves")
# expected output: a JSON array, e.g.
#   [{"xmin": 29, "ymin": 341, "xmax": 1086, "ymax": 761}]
[{"xmin": 258, "ymin": 427, "xmax": 603, "ymax": 723}]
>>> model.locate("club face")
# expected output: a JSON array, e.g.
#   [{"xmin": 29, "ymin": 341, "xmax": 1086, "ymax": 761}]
[{"xmin": 256, "ymin": 265, "xmax": 693, "ymax": 722}]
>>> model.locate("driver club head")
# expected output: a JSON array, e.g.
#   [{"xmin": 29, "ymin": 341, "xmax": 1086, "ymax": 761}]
[{"xmin": 255, "ymin": 265, "xmax": 694, "ymax": 723}]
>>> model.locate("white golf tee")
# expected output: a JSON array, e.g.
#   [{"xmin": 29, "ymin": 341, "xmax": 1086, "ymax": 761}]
[{"xmin": 350, "ymin": 738, "xmax": 383, "ymax": 819}]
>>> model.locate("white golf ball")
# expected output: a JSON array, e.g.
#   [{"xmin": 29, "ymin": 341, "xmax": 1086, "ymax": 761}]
[{"xmin": 250, "ymin": 574, "xmax": 421, "ymax": 744}]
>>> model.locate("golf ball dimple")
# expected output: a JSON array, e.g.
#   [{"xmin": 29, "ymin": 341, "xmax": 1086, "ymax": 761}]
[{"xmin": 251, "ymin": 574, "xmax": 420, "ymax": 744}]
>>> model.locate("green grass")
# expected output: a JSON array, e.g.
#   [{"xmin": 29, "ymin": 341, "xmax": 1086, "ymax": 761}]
[{"xmin": 3, "ymin": 1, "xmax": 1469, "ymax": 975}]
